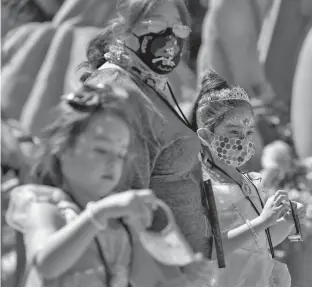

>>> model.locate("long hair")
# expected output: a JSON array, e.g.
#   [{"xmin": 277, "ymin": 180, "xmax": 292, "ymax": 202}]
[
  {"xmin": 30, "ymin": 83, "xmax": 134, "ymax": 188},
  {"xmin": 79, "ymin": 0, "xmax": 191, "ymax": 81}
]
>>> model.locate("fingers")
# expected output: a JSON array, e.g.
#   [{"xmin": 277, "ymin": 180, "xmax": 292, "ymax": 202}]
[
  {"xmin": 274, "ymin": 190, "xmax": 289, "ymax": 200},
  {"xmin": 275, "ymin": 195, "xmax": 289, "ymax": 208},
  {"xmin": 1, "ymin": 178, "xmax": 20, "ymax": 194},
  {"xmin": 139, "ymin": 202, "xmax": 154, "ymax": 228},
  {"xmin": 194, "ymin": 253, "xmax": 204, "ymax": 262},
  {"xmin": 293, "ymin": 202, "xmax": 305, "ymax": 213},
  {"xmin": 128, "ymin": 189, "xmax": 157, "ymax": 230},
  {"xmin": 297, "ymin": 208, "xmax": 307, "ymax": 223},
  {"xmin": 134, "ymin": 189, "xmax": 158, "ymax": 207},
  {"xmin": 134, "ymin": 189, "xmax": 154, "ymax": 197},
  {"xmin": 23, "ymin": 184, "xmax": 63, "ymax": 195},
  {"xmin": 276, "ymin": 203, "xmax": 289, "ymax": 215}
]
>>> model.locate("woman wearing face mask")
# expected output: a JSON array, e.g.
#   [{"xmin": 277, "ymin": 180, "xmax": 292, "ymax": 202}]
[
  {"xmin": 190, "ymin": 70, "xmax": 307, "ymax": 286},
  {"xmin": 13, "ymin": 0, "xmax": 212, "ymax": 286}
]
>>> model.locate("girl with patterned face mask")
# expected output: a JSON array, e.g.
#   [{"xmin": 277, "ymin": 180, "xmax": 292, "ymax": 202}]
[
  {"xmin": 198, "ymin": 96, "xmax": 256, "ymax": 168},
  {"xmin": 189, "ymin": 70, "xmax": 307, "ymax": 287}
]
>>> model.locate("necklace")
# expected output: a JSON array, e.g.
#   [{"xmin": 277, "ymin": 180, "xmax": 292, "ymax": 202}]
[
  {"xmin": 241, "ymin": 179, "xmax": 252, "ymax": 197},
  {"xmin": 205, "ymin": 158, "xmax": 275, "ymax": 258}
]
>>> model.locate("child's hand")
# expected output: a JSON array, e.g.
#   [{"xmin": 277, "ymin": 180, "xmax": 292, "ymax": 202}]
[
  {"xmin": 284, "ymin": 201, "xmax": 307, "ymax": 224},
  {"xmin": 260, "ymin": 190, "xmax": 289, "ymax": 227},
  {"xmin": 96, "ymin": 189, "xmax": 157, "ymax": 231}
]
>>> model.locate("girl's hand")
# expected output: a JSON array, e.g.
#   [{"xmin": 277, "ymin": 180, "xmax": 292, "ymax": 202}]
[
  {"xmin": 284, "ymin": 201, "xmax": 307, "ymax": 224},
  {"xmin": 95, "ymin": 189, "xmax": 157, "ymax": 231},
  {"xmin": 260, "ymin": 190, "xmax": 289, "ymax": 227}
]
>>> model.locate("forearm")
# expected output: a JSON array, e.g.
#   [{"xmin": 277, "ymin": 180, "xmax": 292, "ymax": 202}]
[
  {"xmin": 212, "ymin": 216, "xmax": 268, "ymax": 258},
  {"xmin": 269, "ymin": 217, "xmax": 294, "ymax": 247},
  {"xmin": 33, "ymin": 210, "xmax": 99, "ymax": 279}
]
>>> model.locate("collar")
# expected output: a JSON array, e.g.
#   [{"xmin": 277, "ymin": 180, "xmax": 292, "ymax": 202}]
[{"xmin": 104, "ymin": 44, "xmax": 168, "ymax": 93}]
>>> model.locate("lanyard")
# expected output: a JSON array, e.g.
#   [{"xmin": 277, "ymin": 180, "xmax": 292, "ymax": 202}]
[
  {"xmin": 166, "ymin": 83, "xmax": 193, "ymax": 129},
  {"xmin": 130, "ymin": 67, "xmax": 194, "ymax": 131},
  {"xmin": 202, "ymin": 179, "xmax": 225, "ymax": 268},
  {"xmin": 206, "ymin": 159, "xmax": 275, "ymax": 258}
]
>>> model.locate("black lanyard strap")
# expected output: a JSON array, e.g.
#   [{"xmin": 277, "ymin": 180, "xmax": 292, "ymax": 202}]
[
  {"xmin": 206, "ymin": 160, "xmax": 275, "ymax": 258},
  {"xmin": 166, "ymin": 83, "xmax": 193, "ymax": 129},
  {"xmin": 129, "ymin": 67, "xmax": 194, "ymax": 131},
  {"xmin": 202, "ymin": 179, "xmax": 225, "ymax": 268}
]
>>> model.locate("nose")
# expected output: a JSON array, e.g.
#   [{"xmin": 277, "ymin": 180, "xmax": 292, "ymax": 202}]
[
  {"xmin": 103, "ymin": 153, "xmax": 117, "ymax": 169},
  {"xmin": 239, "ymin": 132, "xmax": 245, "ymax": 139}
]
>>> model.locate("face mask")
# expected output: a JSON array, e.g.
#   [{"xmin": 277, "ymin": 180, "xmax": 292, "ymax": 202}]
[
  {"xmin": 138, "ymin": 199, "xmax": 197, "ymax": 266},
  {"xmin": 210, "ymin": 134, "xmax": 255, "ymax": 167},
  {"xmin": 130, "ymin": 28, "xmax": 183, "ymax": 75}
]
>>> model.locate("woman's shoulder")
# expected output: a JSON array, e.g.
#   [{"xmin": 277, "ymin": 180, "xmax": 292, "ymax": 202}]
[
  {"xmin": 5, "ymin": 185, "xmax": 79, "ymax": 233},
  {"xmin": 86, "ymin": 64, "xmax": 159, "ymax": 114},
  {"xmin": 86, "ymin": 63, "xmax": 130, "ymax": 86},
  {"xmin": 86, "ymin": 63, "xmax": 145, "ymax": 96}
]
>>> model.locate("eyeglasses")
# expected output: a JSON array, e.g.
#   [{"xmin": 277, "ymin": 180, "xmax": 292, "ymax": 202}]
[{"xmin": 141, "ymin": 20, "xmax": 191, "ymax": 39}]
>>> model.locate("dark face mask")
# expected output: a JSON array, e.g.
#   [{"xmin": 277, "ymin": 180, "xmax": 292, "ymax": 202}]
[{"xmin": 129, "ymin": 28, "xmax": 183, "ymax": 75}]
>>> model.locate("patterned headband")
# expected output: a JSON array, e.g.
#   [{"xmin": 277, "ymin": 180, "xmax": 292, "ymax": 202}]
[{"xmin": 205, "ymin": 86, "xmax": 250, "ymax": 104}]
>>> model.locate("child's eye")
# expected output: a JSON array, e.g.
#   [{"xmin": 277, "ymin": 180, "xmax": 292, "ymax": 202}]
[
  {"xmin": 94, "ymin": 148, "xmax": 108, "ymax": 155},
  {"xmin": 116, "ymin": 151, "xmax": 127, "ymax": 160},
  {"xmin": 229, "ymin": 130, "xmax": 239, "ymax": 135},
  {"xmin": 247, "ymin": 131, "xmax": 254, "ymax": 136},
  {"xmin": 118, "ymin": 155, "xmax": 126, "ymax": 160},
  {"xmin": 95, "ymin": 147, "xmax": 127, "ymax": 160}
]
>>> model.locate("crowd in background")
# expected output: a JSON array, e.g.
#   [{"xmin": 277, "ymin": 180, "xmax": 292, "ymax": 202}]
[{"xmin": 1, "ymin": 0, "xmax": 312, "ymax": 286}]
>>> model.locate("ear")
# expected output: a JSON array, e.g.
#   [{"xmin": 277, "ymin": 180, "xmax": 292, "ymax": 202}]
[{"xmin": 197, "ymin": 128, "xmax": 213, "ymax": 146}]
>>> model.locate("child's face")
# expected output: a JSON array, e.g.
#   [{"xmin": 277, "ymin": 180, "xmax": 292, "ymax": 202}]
[
  {"xmin": 198, "ymin": 105, "xmax": 256, "ymax": 167},
  {"xmin": 61, "ymin": 113, "xmax": 130, "ymax": 200},
  {"xmin": 214, "ymin": 105, "xmax": 255, "ymax": 141}
]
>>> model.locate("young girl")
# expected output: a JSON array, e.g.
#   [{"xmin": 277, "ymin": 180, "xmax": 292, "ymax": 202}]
[
  {"xmin": 6, "ymin": 83, "xmax": 157, "ymax": 286},
  {"xmin": 191, "ymin": 70, "xmax": 306, "ymax": 286}
]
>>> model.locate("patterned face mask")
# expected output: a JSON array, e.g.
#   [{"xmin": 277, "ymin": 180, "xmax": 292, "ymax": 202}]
[{"xmin": 210, "ymin": 134, "xmax": 255, "ymax": 167}]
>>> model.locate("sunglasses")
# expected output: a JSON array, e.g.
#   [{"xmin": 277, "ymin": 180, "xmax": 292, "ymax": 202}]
[{"xmin": 141, "ymin": 20, "xmax": 191, "ymax": 39}]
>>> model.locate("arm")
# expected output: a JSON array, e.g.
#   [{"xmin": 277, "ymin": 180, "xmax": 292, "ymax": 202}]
[
  {"xmin": 25, "ymin": 189, "xmax": 153, "ymax": 279},
  {"xmin": 210, "ymin": 187, "xmax": 289, "ymax": 258},
  {"xmin": 211, "ymin": 215, "xmax": 269, "ymax": 259},
  {"xmin": 25, "ymin": 202, "xmax": 100, "ymax": 279}
]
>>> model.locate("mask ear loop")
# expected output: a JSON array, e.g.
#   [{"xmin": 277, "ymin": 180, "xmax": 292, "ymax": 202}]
[{"xmin": 200, "ymin": 104, "xmax": 234, "ymax": 168}]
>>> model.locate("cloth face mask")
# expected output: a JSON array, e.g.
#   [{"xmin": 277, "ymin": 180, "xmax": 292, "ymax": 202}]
[
  {"xmin": 129, "ymin": 28, "xmax": 183, "ymax": 75},
  {"xmin": 210, "ymin": 134, "xmax": 255, "ymax": 167}
]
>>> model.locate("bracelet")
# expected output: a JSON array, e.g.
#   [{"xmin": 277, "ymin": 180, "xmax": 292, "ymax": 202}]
[
  {"xmin": 86, "ymin": 201, "xmax": 108, "ymax": 231},
  {"xmin": 245, "ymin": 219, "xmax": 261, "ymax": 247},
  {"xmin": 231, "ymin": 204, "xmax": 261, "ymax": 251}
]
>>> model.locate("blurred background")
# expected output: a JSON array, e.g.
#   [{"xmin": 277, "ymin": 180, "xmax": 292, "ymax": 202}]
[{"xmin": 1, "ymin": 0, "xmax": 312, "ymax": 286}]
